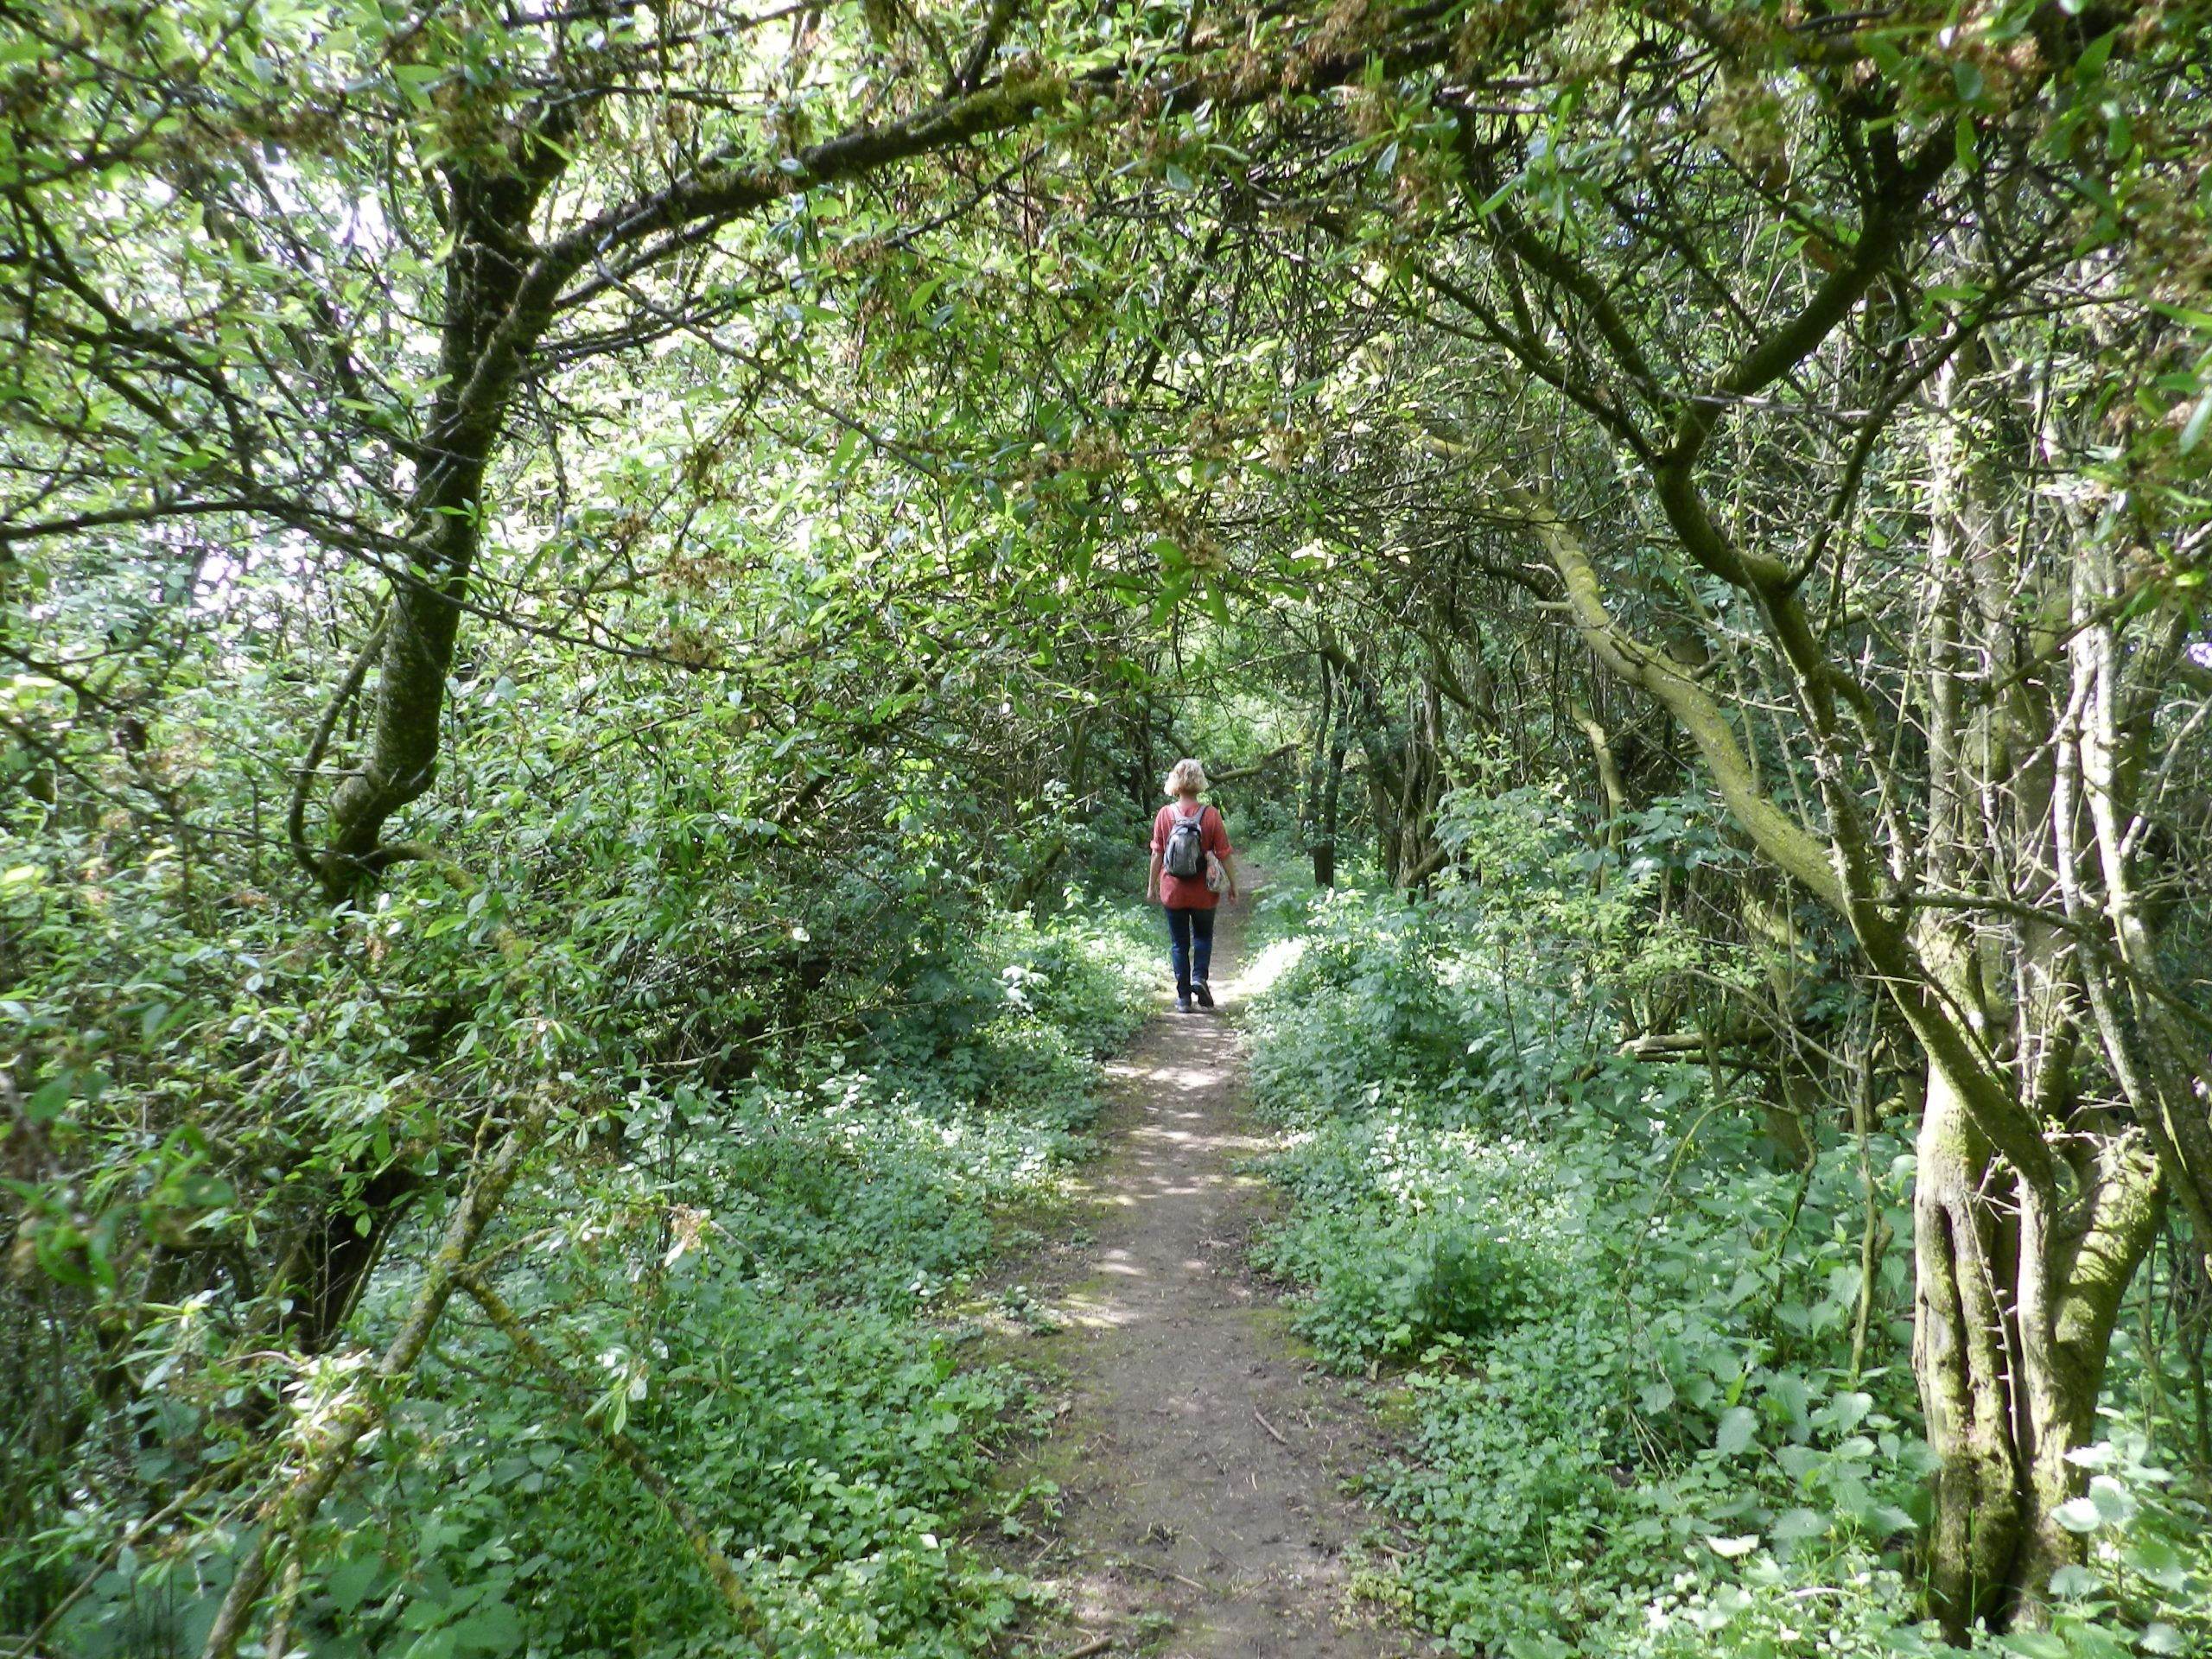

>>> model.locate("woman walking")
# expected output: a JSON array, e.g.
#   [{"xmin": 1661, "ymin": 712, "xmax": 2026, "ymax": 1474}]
[{"xmin": 1147, "ymin": 759, "xmax": 1238, "ymax": 1013}]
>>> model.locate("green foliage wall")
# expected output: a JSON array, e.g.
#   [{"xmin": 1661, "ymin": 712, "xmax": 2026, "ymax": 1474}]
[
  {"xmin": 1243, "ymin": 793, "xmax": 2212, "ymax": 1659},
  {"xmin": 7, "ymin": 854, "xmax": 1157, "ymax": 1655}
]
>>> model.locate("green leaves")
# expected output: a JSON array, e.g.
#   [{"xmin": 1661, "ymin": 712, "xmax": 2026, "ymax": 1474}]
[
  {"xmin": 1239, "ymin": 866, "xmax": 1991, "ymax": 1654},
  {"xmin": 2056, "ymin": 1476, "xmax": 2140, "ymax": 1535},
  {"xmin": 27, "ymin": 1066, "xmax": 88, "ymax": 1125},
  {"xmin": 1712, "ymin": 1407, "xmax": 1758, "ymax": 1459}
]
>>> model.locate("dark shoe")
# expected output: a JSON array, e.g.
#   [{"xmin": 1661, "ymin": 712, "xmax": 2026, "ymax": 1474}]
[
  {"xmin": 1192, "ymin": 982, "xmax": 1214, "ymax": 1008},
  {"xmin": 1175, "ymin": 995, "xmax": 1193, "ymax": 1014}
]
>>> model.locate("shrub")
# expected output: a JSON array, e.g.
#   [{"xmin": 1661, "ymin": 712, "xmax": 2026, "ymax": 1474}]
[
  {"xmin": 24, "ymin": 897, "xmax": 1154, "ymax": 1656},
  {"xmin": 1242, "ymin": 807, "xmax": 1956, "ymax": 1656}
]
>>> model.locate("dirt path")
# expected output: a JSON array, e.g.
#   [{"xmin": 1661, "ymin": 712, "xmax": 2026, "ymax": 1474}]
[{"xmin": 1001, "ymin": 894, "xmax": 1417, "ymax": 1659}]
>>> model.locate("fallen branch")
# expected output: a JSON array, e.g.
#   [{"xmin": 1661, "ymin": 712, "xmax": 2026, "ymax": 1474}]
[
  {"xmin": 1617, "ymin": 1028, "xmax": 1775, "ymax": 1060},
  {"xmin": 199, "ymin": 1104, "xmax": 545, "ymax": 1659},
  {"xmin": 1252, "ymin": 1406, "xmax": 1289, "ymax": 1446},
  {"xmin": 456, "ymin": 1268, "xmax": 765, "ymax": 1641},
  {"xmin": 1210, "ymin": 743, "xmax": 1298, "ymax": 784}
]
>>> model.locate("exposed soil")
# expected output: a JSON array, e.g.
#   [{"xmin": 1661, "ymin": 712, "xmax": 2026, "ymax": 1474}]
[{"xmin": 995, "ymin": 888, "xmax": 1422, "ymax": 1659}]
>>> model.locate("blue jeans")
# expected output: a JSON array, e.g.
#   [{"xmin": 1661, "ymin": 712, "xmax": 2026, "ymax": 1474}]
[{"xmin": 1163, "ymin": 906, "xmax": 1216, "ymax": 997}]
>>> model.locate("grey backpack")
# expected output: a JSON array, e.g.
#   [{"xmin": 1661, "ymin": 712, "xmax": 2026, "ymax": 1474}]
[{"xmin": 1162, "ymin": 804, "xmax": 1210, "ymax": 879}]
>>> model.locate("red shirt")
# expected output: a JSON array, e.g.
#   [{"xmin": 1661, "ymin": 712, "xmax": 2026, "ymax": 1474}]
[{"xmin": 1152, "ymin": 800, "xmax": 1231, "ymax": 910}]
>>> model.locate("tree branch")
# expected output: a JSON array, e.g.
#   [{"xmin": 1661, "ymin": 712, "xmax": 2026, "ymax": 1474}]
[
  {"xmin": 198, "ymin": 1105, "xmax": 545, "ymax": 1659},
  {"xmin": 1494, "ymin": 476, "xmax": 1845, "ymax": 910},
  {"xmin": 456, "ymin": 1271, "xmax": 766, "ymax": 1640}
]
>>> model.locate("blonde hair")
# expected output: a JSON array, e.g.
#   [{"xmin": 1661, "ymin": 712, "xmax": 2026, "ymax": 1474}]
[{"xmin": 1163, "ymin": 758, "xmax": 1208, "ymax": 798}]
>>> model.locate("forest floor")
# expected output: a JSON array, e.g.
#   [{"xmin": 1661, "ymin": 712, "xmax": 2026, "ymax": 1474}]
[{"xmin": 990, "ymin": 884, "xmax": 1423, "ymax": 1659}]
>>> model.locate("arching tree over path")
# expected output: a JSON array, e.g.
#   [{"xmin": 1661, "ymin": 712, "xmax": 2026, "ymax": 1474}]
[
  {"xmin": 1199, "ymin": 3, "xmax": 2212, "ymax": 1630},
  {"xmin": 0, "ymin": 4, "xmax": 1517, "ymax": 1651},
  {"xmin": 2, "ymin": 0, "xmax": 1489, "ymax": 897}
]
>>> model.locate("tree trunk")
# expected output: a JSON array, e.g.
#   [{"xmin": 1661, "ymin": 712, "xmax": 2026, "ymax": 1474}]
[
  {"xmin": 1738, "ymin": 882, "xmax": 1817, "ymax": 1166},
  {"xmin": 286, "ymin": 1164, "xmax": 420, "ymax": 1353},
  {"xmin": 1510, "ymin": 476, "xmax": 2165, "ymax": 1636},
  {"xmin": 1915, "ymin": 1051, "xmax": 2162, "ymax": 1632},
  {"xmin": 1912, "ymin": 1067, "xmax": 2024, "ymax": 1630},
  {"xmin": 1306, "ymin": 650, "xmax": 1336, "ymax": 885},
  {"xmin": 1904, "ymin": 341, "xmax": 2161, "ymax": 1631},
  {"xmin": 1393, "ymin": 675, "xmax": 1446, "ymax": 888},
  {"xmin": 1318, "ymin": 711, "xmax": 1347, "ymax": 889},
  {"xmin": 318, "ymin": 156, "xmax": 568, "ymax": 893},
  {"xmin": 1567, "ymin": 696, "xmax": 1626, "ymax": 887},
  {"xmin": 200, "ymin": 1110, "xmax": 544, "ymax": 1659}
]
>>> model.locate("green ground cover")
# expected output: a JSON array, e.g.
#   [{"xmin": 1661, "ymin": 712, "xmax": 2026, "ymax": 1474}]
[
  {"xmin": 23, "ymin": 900, "xmax": 1160, "ymax": 1659},
  {"xmin": 1240, "ymin": 800, "xmax": 2212, "ymax": 1659}
]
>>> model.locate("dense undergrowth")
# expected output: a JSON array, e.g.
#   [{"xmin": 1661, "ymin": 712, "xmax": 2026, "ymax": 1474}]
[
  {"xmin": 15, "ymin": 890, "xmax": 1159, "ymax": 1658},
  {"xmin": 1242, "ymin": 793, "xmax": 2212, "ymax": 1659}
]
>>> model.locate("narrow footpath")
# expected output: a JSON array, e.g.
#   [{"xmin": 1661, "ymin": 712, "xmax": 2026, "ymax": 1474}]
[{"xmin": 1004, "ymin": 892, "xmax": 1418, "ymax": 1659}]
